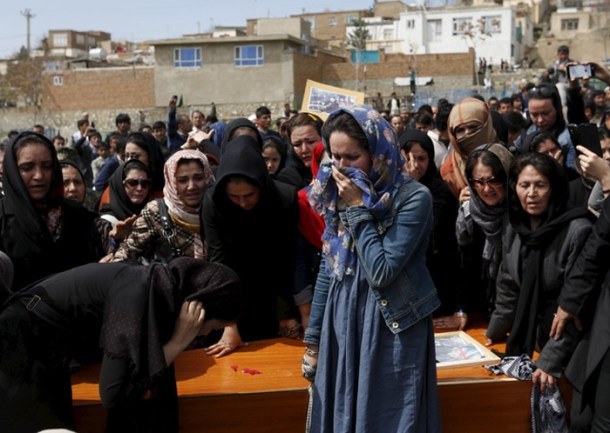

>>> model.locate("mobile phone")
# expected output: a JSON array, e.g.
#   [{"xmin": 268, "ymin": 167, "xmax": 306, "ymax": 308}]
[
  {"xmin": 567, "ymin": 64, "xmax": 593, "ymax": 80},
  {"xmin": 568, "ymin": 123, "xmax": 602, "ymax": 157}
]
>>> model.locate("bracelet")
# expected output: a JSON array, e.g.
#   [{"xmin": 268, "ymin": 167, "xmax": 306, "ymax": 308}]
[{"xmin": 305, "ymin": 347, "xmax": 319, "ymax": 357}]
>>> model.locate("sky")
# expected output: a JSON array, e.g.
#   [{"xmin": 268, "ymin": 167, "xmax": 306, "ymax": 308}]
[{"xmin": 0, "ymin": 1, "xmax": 378, "ymax": 58}]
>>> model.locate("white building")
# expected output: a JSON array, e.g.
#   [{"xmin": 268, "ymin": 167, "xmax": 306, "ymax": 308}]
[{"xmin": 350, "ymin": 5, "xmax": 530, "ymax": 67}]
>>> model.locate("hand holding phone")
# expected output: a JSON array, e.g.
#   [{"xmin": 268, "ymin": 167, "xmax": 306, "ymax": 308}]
[
  {"xmin": 568, "ymin": 123, "xmax": 602, "ymax": 157},
  {"xmin": 567, "ymin": 64, "xmax": 593, "ymax": 81}
]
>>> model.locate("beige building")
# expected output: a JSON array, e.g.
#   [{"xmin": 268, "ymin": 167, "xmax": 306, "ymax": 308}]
[
  {"xmin": 149, "ymin": 19, "xmax": 346, "ymax": 110},
  {"xmin": 47, "ymin": 30, "xmax": 111, "ymax": 58}
]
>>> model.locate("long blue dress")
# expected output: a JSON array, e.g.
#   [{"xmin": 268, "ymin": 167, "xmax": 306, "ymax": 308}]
[{"xmin": 310, "ymin": 269, "xmax": 440, "ymax": 433}]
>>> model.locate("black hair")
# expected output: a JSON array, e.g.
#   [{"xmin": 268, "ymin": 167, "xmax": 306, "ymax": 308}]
[
  {"xmin": 138, "ymin": 123, "xmax": 152, "ymax": 132},
  {"xmin": 285, "ymin": 112, "xmax": 323, "ymax": 141},
  {"xmin": 152, "ymin": 121, "xmax": 166, "ymax": 130},
  {"xmin": 530, "ymin": 132, "xmax": 560, "ymax": 153},
  {"xmin": 206, "ymin": 115, "xmax": 218, "ymax": 124},
  {"xmin": 435, "ymin": 102, "xmax": 454, "ymax": 132},
  {"xmin": 77, "ymin": 119, "xmax": 89, "ymax": 128},
  {"xmin": 115, "ymin": 113, "xmax": 131, "ymax": 126},
  {"xmin": 255, "ymin": 106, "xmax": 271, "ymax": 118},
  {"xmin": 321, "ymin": 112, "xmax": 368, "ymax": 152},
  {"xmin": 502, "ymin": 112, "xmax": 527, "ymax": 134},
  {"xmin": 499, "ymin": 97, "xmax": 512, "ymax": 106},
  {"xmin": 52, "ymin": 134, "xmax": 65, "ymax": 143},
  {"xmin": 125, "ymin": 133, "xmax": 150, "ymax": 157},
  {"xmin": 465, "ymin": 147, "xmax": 507, "ymax": 186},
  {"xmin": 418, "ymin": 104, "xmax": 433, "ymax": 116},
  {"xmin": 415, "ymin": 112, "xmax": 434, "ymax": 127},
  {"xmin": 508, "ymin": 152, "xmax": 568, "ymax": 221},
  {"xmin": 511, "ymin": 93, "xmax": 524, "ymax": 105}
]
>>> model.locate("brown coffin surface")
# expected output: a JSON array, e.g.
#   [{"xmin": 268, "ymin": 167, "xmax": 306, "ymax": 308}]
[{"xmin": 72, "ymin": 326, "xmax": 569, "ymax": 433}]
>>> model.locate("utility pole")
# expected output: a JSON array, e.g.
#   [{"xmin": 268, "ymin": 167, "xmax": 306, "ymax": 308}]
[{"xmin": 21, "ymin": 8, "xmax": 35, "ymax": 57}]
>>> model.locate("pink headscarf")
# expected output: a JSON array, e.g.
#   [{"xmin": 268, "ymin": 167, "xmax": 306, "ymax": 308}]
[{"xmin": 163, "ymin": 149, "xmax": 214, "ymax": 225}]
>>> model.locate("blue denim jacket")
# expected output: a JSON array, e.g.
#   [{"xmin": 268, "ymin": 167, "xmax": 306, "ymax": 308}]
[{"xmin": 304, "ymin": 178, "xmax": 440, "ymax": 346}]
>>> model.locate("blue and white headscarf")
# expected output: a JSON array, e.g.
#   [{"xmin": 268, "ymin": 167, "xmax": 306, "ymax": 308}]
[{"xmin": 309, "ymin": 104, "xmax": 407, "ymax": 280}]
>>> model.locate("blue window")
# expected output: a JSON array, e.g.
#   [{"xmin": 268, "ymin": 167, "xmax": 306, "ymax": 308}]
[
  {"xmin": 234, "ymin": 45, "xmax": 264, "ymax": 67},
  {"xmin": 174, "ymin": 47, "xmax": 202, "ymax": 68}
]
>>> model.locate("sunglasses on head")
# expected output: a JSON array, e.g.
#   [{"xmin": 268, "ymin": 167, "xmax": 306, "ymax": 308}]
[
  {"xmin": 528, "ymin": 85, "xmax": 557, "ymax": 99},
  {"xmin": 123, "ymin": 178, "xmax": 152, "ymax": 189}
]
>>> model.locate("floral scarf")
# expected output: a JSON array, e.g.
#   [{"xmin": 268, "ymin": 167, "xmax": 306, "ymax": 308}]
[
  {"xmin": 162, "ymin": 150, "xmax": 214, "ymax": 259},
  {"xmin": 309, "ymin": 105, "xmax": 407, "ymax": 280}
]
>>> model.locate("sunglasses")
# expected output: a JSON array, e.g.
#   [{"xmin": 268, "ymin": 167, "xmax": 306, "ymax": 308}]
[
  {"xmin": 123, "ymin": 178, "xmax": 152, "ymax": 189},
  {"xmin": 528, "ymin": 85, "xmax": 557, "ymax": 99},
  {"xmin": 469, "ymin": 177, "xmax": 503, "ymax": 189}
]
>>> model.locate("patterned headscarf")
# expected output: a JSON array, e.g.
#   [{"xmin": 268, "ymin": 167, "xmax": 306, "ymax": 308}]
[
  {"xmin": 309, "ymin": 105, "xmax": 407, "ymax": 280},
  {"xmin": 163, "ymin": 149, "xmax": 214, "ymax": 225}
]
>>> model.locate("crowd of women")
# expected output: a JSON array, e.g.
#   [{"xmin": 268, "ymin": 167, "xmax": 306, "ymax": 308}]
[{"xmin": 1, "ymin": 61, "xmax": 610, "ymax": 432}]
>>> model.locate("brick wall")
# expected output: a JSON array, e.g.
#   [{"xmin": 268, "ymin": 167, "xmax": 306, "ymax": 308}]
[
  {"xmin": 322, "ymin": 51, "xmax": 475, "ymax": 82},
  {"xmin": 41, "ymin": 66, "xmax": 155, "ymax": 112}
]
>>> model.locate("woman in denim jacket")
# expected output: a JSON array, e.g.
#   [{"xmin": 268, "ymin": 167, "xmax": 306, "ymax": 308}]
[{"xmin": 303, "ymin": 105, "xmax": 441, "ymax": 433}]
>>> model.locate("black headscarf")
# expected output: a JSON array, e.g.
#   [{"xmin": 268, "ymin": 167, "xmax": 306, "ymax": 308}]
[
  {"xmin": 399, "ymin": 128, "xmax": 438, "ymax": 186},
  {"xmin": 262, "ymin": 135, "xmax": 288, "ymax": 177},
  {"xmin": 100, "ymin": 159, "xmax": 151, "ymax": 221},
  {"xmin": 0, "ymin": 251, "xmax": 13, "ymax": 304},
  {"xmin": 100, "ymin": 258, "xmax": 244, "ymax": 389},
  {"xmin": 204, "ymin": 134, "xmax": 297, "ymax": 341},
  {"xmin": 1, "ymin": 131, "xmax": 64, "ymax": 254},
  {"xmin": 505, "ymin": 153, "xmax": 589, "ymax": 356},
  {"xmin": 213, "ymin": 135, "xmax": 275, "ymax": 207},
  {"xmin": 124, "ymin": 132, "xmax": 166, "ymax": 193},
  {"xmin": 220, "ymin": 118, "xmax": 263, "ymax": 152}
]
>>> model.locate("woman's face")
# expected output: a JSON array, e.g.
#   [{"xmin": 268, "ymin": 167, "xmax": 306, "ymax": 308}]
[
  {"xmin": 262, "ymin": 147, "xmax": 282, "ymax": 174},
  {"xmin": 536, "ymin": 139, "xmax": 564, "ymax": 166},
  {"xmin": 61, "ymin": 165, "xmax": 85, "ymax": 204},
  {"xmin": 124, "ymin": 142, "xmax": 150, "ymax": 167},
  {"xmin": 516, "ymin": 165, "xmax": 552, "ymax": 219},
  {"xmin": 175, "ymin": 160, "xmax": 207, "ymax": 208},
  {"xmin": 225, "ymin": 179, "xmax": 261, "ymax": 210},
  {"xmin": 123, "ymin": 168, "xmax": 152, "ymax": 205},
  {"xmin": 290, "ymin": 125, "xmax": 320, "ymax": 168},
  {"xmin": 329, "ymin": 131, "xmax": 372, "ymax": 174},
  {"xmin": 471, "ymin": 161, "xmax": 506, "ymax": 207},
  {"xmin": 16, "ymin": 142, "xmax": 54, "ymax": 201},
  {"xmin": 402, "ymin": 143, "xmax": 429, "ymax": 181},
  {"xmin": 453, "ymin": 121, "xmax": 482, "ymax": 141}
]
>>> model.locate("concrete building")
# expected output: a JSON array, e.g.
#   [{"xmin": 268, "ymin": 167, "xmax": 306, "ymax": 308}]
[
  {"xmin": 350, "ymin": 5, "xmax": 529, "ymax": 67},
  {"xmin": 149, "ymin": 18, "xmax": 345, "ymax": 110},
  {"xmin": 47, "ymin": 30, "xmax": 111, "ymax": 58},
  {"xmin": 246, "ymin": 8, "xmax": 372, "ymax": 49},
  {"xmin": 503, "ymin": 0, "xmax": 550, "ymax": 25}
]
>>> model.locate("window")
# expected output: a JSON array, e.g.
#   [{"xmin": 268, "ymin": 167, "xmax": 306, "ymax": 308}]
[
  {"xmin": 383, "ymin": 29, "xmax": 393, "ymax": 40},
  {"xmin": 453, "ymin": 17, "xmax": 472, "ymax": 35},
  {"xmin": 174, "ymin": 47, "xmax": 202, "ymax": 68},
  {"xmin": 76, "ymin": 34, "xmax": 85, "ymax": 45},
  {"xmin": 87, "ymin": 37, "xmax": 96, "ymax": 47},
  {"xmin": 405, "ymin": 19, "xmax": 415, "ymax": 29},
  {"xmin": 482, "ymin": 16, "xmax": 501, "ymax": 33},
  {"xmin": 561, "ymin": 19, "xmax": 579, "ymax": 30},
  {"xmin": 234, "ymin": 45, "xmax": 264, "ymax": 67},
  {"xmin": 53, "ymin": 33, "xmax": 68, "ymax": 48},
  {"xmin": 329, "ymin": 16, "xmax": 337, "ymax": 27},
  {"xmin": 53, "ymin": 76, "xmax": 63, "ymax": 86},
  {"xmin": 427, "ymin": 19, "xmax": 442, "ymax": 42},
  {"xmin": 345, "ymin": 15, "xmax": 357, "ymax": 25}
]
